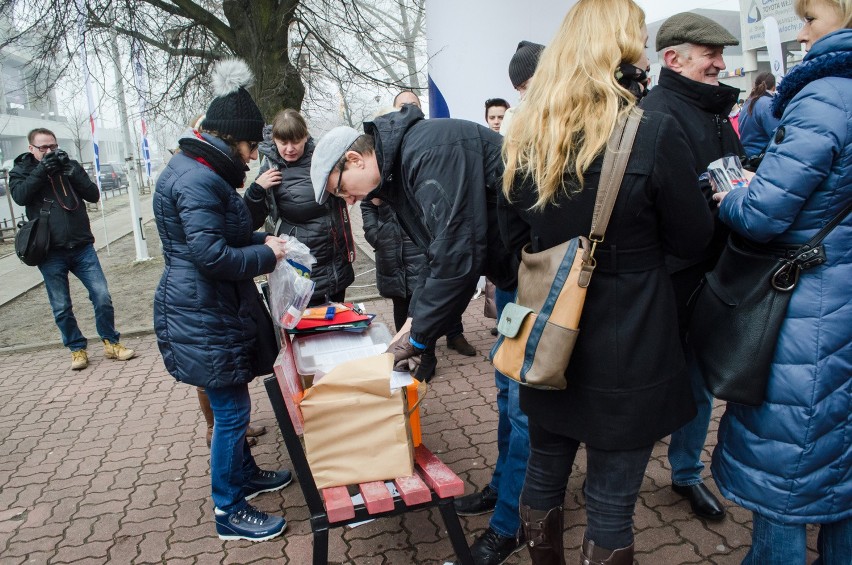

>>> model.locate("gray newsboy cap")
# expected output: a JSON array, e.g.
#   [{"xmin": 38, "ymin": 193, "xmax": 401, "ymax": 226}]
[
  {"xmin": 656, "ymin": 12, "xmax": 739, "ymax": 52},
  {"xmin": 311, "ymin": 126, "xmax": 361, "ymax": 205}
]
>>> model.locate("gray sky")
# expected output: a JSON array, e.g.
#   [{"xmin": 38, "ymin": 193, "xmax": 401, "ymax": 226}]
[{"xmin": 638, "ymin": 0, "xmax": 740, "ymax": 22}]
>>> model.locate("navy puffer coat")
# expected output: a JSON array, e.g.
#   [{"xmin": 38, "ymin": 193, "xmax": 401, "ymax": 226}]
[
  {"xmin": 153, "ymin": 133, "xmax": 277, "ymax": 389},
  {"xmin": 712, "ymin": 29, "xmax": 852, "ymax": 523}
]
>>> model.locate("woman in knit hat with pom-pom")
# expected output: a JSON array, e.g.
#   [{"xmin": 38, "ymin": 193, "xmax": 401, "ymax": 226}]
[{"xmin": 153, "ymin": 58, "xmax": 292, "ymax": 542}]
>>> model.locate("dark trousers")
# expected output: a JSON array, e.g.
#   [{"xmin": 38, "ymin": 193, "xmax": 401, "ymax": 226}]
[{"xmin": 520, "ymin": 419, "xmax": 653, "ymax": 549}]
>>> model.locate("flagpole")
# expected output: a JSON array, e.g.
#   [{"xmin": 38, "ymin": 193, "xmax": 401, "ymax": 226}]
[{"xmin": 75, "ymin": 0, "xmax": 109, "ymax": 254}]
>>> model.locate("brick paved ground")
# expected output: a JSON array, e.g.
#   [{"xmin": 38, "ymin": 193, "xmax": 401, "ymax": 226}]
[{"xmin": 0, "ymin": 297, "xmax": 819, "ymax": 564}]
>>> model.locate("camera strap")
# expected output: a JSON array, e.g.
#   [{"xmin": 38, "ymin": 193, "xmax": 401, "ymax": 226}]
[{"xmin": 49, "ymin": 175, "xmax": 80, "ymax": 212}]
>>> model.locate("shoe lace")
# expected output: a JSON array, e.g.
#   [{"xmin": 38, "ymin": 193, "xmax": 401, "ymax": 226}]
[
  {"xmin": 234, "ymin": 505, "xmax": 268, "ymax": 525},
  {"xmin": 72, "ymin": 351, "xmax": 86, "ymax": 361},
  {"xmin": 254, "ymin": 469, "xmax": 277, "ymax": 480}
]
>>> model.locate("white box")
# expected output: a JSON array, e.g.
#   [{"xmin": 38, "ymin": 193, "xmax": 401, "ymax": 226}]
[{"xmin": 291, "ymin": 323, "xmax": 393, "ymax": 376}]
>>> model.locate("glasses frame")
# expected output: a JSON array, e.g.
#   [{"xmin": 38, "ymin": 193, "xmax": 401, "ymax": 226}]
[
  {"xmin": 31, "ymin": 144, "xmax": 59, "ymax": 153},
  {"xmin": 332, "ymin": 157, "xmax": 347, "ymax": 197}
]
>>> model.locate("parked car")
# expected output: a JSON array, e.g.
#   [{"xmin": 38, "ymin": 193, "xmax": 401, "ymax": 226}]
[{"xmin": 96, "ymin": 163, "xmax": 128, "ymax": 191}]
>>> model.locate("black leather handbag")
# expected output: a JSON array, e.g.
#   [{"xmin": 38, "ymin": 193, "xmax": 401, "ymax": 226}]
[
  {"xmin": 688, "ymin": 201, "xmax": 852, "ymax": 406},
  {"xmin": 14, "ymin": 200, "xmax": 52, "ymax": 266}
]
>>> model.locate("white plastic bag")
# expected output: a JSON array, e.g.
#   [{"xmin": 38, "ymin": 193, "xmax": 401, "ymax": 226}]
[{"xmin": 268, "ymin": 235, "xmax": 316, "ymax": 329}]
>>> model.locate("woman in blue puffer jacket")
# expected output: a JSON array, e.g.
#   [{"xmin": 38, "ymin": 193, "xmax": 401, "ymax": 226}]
[
  {"xmin": 738, "ymin": 71, "xmax": 781, "ymax": 160},
  {"xmin": 154, "ymin": 60, "xmax": 293, "ymax": 543},
  {"xmin": 710, "ymin": 3, "xmax": 851, "ymax": 562}
]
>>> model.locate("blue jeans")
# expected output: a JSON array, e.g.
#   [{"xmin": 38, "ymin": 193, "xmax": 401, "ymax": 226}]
[
  {"xmin": 745, "ymin": 513, "xmax": 852, "ymax": 565},
  {"xmin": 38, "ymin": 244, "xmax": 119, "ymax": 351},
  {"xmin": 668, "ymin": 348, "xmax": 713, "ymax": 486},
  {"xmin": 205, "ymin": 384, "xmax": 258, "ymax": 514},
  {"xmin": 488, "ymin": 287, "xmax": 530, "ymax": 539},
  {"xmin": 521, "ymin": 419, "xmax": 654, "ymax": 550}
]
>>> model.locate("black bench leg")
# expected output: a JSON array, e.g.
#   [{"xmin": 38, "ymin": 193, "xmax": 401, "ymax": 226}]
[
  {"xmin": 312, "ymin": 526, "xmax": 329, "ymax": 565},
  {"xmin": 437, "ymin": 499, "xmax": 473, "ymax": 565}
]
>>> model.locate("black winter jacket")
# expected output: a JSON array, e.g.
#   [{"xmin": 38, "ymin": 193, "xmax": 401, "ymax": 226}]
[
  {"xmin": 501, "ymin": 110, "xmax": 714, "ymax": 449},
  {"xmin": 243, "ymin": 130, "xmax": 355, "ymax": 305},
  {"xmin": 9, "ymin": 153, "xmax": 100, "ymax": 250},
  {"xmin": 640, "ymin": 68, "xmax": 744, "ymax": 332},
  {"xmin": 365, "ymin": 105, "xmax": 516, "ymax": 346},
  {"xmin": 360, "ymin": 200, "xmax": 425, "ymax": 299}
]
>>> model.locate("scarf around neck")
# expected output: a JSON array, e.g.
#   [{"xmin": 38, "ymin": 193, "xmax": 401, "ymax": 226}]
[
  {"xmin": 178, "ymin": 131, "xmax": 248, "ymax": 188},
  {"xmin": 772, "ymin": 48, "xmax": 852, "ymax": 118}
]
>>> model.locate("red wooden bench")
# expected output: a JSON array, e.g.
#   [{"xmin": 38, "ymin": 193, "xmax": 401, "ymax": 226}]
[{"xmin": 264, "ymin": 333, "xmax": 473, "ymax": 565}]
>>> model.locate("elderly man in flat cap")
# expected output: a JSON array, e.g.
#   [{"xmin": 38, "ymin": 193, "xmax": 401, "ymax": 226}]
[{"xmin": 640, "ymin": 12, "xmax": 745, "ymax": 523}]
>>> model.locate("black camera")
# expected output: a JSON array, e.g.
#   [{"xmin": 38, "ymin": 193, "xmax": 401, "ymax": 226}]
[{"xmin": 54, "ymin": 149, "xmax": 70, "ymax": 168}]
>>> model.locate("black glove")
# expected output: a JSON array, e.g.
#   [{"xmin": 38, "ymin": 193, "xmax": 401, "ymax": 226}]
[
  {"xmin": 387, "ymin": 332, "xmax": 425, "ymax": 375},
  {"xmin": 41, "ymin": 152, "xmax": 62, "ymax": 176},
  {"xmin": 62, "ymin": 162, "xmax": 76, "ymax": 177}
]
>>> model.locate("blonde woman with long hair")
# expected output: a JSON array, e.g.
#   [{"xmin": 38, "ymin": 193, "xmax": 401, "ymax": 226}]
[{"xmin": 500, "ymin": 1, "xmax": 714, "ymax": 563}]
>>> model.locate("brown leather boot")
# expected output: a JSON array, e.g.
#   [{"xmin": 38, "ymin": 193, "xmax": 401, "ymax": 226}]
[
  {"xmin": 197, "ymin": 388, "xmax": 215, "ymax": 447},
  {"xmin": 197, "ymin": 388, "xmax": 258, "ymax": 448},
  {"xmin": 521, "ymin": 505, "xmax": 566, "ymax": 565},
  {"xmin": 580, "ymin": 537, "xmax": 634, "ymax": 565}
]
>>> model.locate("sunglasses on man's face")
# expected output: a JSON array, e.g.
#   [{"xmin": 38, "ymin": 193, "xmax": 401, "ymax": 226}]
[{"xmin": 32, "ymin": 144, "xmax": 59, "ymax": 152}]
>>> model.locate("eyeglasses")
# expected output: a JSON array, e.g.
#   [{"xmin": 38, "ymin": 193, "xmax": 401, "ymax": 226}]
[
  {"xmin": 247, "ymin": 141, "xmax": 259, "ymax": 152},
  {"xmin": 331, "ymin": 159, "xmax": 347, "ymax": 197},
  {"xmin": 32, "ymin": 144, "xmax": 59, "ymax": 152}
]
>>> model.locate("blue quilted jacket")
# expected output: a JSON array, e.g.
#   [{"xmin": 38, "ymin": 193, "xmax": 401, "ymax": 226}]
[
  {"xmin": 712, "ymin": 29, "xmax": 852, "ymax": 523},
  {"xmin": 153, "ymin": 133, "xmax": 277, "ymax": 389}
]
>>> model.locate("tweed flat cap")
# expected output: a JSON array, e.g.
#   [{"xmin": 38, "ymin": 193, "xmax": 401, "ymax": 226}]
[{"xmin": 656, "ymin": 12, "xmax": 739, "ymax": 51}]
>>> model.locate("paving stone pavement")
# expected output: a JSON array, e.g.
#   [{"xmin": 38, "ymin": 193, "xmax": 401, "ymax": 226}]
[{"xmin": 0, "ymin": 297, "xmax": 820, "ymax": 564}]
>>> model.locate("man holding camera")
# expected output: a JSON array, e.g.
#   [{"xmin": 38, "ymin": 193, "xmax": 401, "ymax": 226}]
[{"xmin": 10, "ymin": 128, "xmax": 135, "ymax": 370}]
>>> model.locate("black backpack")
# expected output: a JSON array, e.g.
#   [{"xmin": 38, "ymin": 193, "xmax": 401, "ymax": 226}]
[{"xmin": 15, "ymin": 200, "xmax": 52, "ymax": 266}]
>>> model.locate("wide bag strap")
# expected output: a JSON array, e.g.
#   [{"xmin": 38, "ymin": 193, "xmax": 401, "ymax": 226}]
[{"xmin": 589, "ymin": 107, "xmax": 643, "ymax": 242}]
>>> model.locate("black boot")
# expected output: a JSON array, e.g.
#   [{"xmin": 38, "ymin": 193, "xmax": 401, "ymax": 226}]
[
  {"xmin": 672, "ymin": 483, "xmax": 725, "ymax": 521},
  {"xmin": 521, "ymin": 505, "xmax": 565, "ymax": 565},
  {"xmin": 580, "ymin": 537, "xmax": 634, "ymax": 565}
]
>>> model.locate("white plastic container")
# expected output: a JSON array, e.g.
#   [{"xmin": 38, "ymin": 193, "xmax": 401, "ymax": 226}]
[{"xmin": 291, "ymin": 323, "xmax": 393, "ymax": 377}]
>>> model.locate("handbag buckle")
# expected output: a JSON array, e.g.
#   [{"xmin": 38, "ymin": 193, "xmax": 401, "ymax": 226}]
[{"xmin": 771, "ymin": 261, "xmax": 800, "ymax": 292}]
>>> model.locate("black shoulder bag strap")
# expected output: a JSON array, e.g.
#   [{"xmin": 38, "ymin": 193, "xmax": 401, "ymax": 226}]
[
  {"xmin": 34, "ymin": 198, "xmax": 53, "ymax": 248},
  {"xmin": 772, "ymin": 200, "xmax": 852, "ymax": 290}
]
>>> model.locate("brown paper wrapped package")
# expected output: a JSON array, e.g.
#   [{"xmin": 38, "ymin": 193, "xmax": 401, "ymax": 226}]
[{"xmin": 300, "ymin": 352, "xmax": 415, "ymax": 489}]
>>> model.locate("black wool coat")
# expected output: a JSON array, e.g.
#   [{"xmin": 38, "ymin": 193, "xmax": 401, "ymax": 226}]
[
  {"xmin": 641, "ymin": 69, "xmax": 744, "ymax": 334},
  {"xmin": 500, "ymin": 110, "xmax": 714, "ymax": 449}
]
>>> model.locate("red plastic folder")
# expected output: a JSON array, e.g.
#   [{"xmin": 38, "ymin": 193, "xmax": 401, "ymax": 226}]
[{"xmin": 294, "ymin": 304, "xmax": 370, "ymax": 330}]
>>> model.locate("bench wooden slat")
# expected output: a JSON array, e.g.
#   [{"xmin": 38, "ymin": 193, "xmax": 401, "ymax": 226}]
[
  {"xmin": 359, "ymin": 481, "xmax": 394, "ymax": 514},
  {"xmin": 322, "ymin": 486, "xmax": 355, "ymax": 523},
  {"xmin": 393, "ymin": 474, "xmax": 432, "ymax": 506},
  {"xmin": 414, "ymin": 445, "xmax": 464, "ymax": 498}
]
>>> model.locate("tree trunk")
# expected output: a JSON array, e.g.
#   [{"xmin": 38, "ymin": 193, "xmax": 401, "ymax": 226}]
[{"xmin": 223, "ymin": 0, "xmax": 305, "ymax": 119}]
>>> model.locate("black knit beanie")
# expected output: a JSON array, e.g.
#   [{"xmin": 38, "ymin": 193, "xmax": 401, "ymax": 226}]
[
  {"xmin": 509, "ymin": 41, "xmax": 545, "ymax": 88},
  {"xmin": 201, "ymin": 59, "xmax": 265, "ymax": 142}
]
